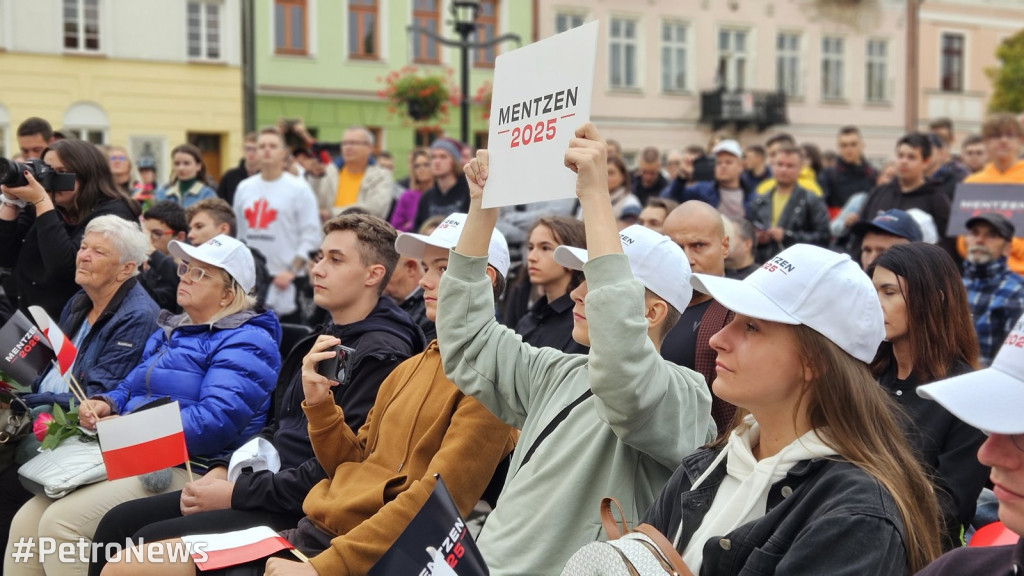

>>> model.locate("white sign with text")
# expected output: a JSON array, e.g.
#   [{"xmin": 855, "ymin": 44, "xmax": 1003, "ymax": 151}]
[{"xmin": 481, "ymin": 20, "xmax": 598, "ymax": 209}]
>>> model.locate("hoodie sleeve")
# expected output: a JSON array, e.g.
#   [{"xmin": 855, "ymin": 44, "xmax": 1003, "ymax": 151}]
[
  {"xmin": 231, "ymin": 456, "xmax": 326, "ymax": 515},
  {"xmin": 437, "ymin": 251, "xmax": 582, "ymax": 429},
  {"xmin": 582, "ymin": 253, "xmax": 716, "ymax": 468}
]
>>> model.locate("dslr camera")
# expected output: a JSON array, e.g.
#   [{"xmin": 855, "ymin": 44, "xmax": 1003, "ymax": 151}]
[
  {"xmin": 0, "ymin": 158, "xmax": 76, "ymax": 193},
  {"xmin": 316, "ymin": 344, "xmax": 355, "ymax": 386}
]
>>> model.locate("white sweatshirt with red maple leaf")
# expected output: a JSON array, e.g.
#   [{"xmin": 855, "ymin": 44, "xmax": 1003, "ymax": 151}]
[{"xmin": 233, "ymin": 172, "xmax": 322, "ymax": 276}]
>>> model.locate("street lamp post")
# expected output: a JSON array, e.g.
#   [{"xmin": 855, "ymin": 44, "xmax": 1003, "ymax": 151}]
[{"xmin": 407, "ymin": 1, "xmax": 521, "ymax": 145}]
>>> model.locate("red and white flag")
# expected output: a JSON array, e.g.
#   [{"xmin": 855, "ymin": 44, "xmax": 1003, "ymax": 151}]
[
  {"xmin": 96, "ymin": 401, "xmax": 188, "ymax": 480},
  {"xmin": 181, "ymin": 526, "xmax": 295, "ymax": 571},
  {"xmin": 28, "ymin": 305, "xmax": 77, "ymax": 376}
]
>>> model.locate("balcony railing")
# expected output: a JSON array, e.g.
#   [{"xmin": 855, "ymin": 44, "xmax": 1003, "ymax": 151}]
[{"xmin": 700, "ymin": 89, "xmax": 788, "ymax": 132}]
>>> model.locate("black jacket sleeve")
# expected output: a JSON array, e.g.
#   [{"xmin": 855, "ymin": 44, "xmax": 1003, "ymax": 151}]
[{"xmin": 230, "ymin": 456, "xmax": 327, "ymax": 515}]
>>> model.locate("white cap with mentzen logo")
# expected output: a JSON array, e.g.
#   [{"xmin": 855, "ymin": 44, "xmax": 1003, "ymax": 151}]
[
  {"xmin": 552, "ymin": 224, "xmax": 692, "ymax": 313},
  {"xmin": 918, "ymin": 314, "xmax": 1024, "ymax": 435},
  {"xmin": 394, "ymin": 213, "xmax": 510, "ymax": 277},
  {"xmin": 168, "ymin": 234, "xmax": 256, "ymax": 294},
  {"xmin": 689, "ymin": 244, "xmax": 884, "ymax": 363}
]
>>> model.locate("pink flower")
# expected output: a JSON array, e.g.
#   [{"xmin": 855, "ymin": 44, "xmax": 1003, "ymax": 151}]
[{"xmin": 33, "ymin": 412, "xmax": 54, "ymax": 442}]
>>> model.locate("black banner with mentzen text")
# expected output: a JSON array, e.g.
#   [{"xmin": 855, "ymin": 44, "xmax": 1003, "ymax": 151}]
[
  {"xmin": 0, "ymin": 310, "xmax": 55, "ymax": 386},
  {"xmin": 368, "ymin": 475, "xmax": 488, "ymax": 576}
]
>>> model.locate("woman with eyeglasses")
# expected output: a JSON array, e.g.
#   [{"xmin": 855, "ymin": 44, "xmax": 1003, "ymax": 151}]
[
  {"xmin": 867, "ymin": 243, "xmax": 989, "ymax": 551},
  {"xmin": 0, "ymin": 138, "xmax": 140, "ymax": 321},
  {"xmin": 106, "ymin": 145, "xmax": 137, "ymax": 198},
  {"xmin": 390, "ymin": 148, "xmax": 434, "ymax": 232},
  {"xmin": 153, "ymin": 144, "xmax": 217, "ymax": 208},
  {"xmin": 5, "ymin": 234, "xmax": 281, "ymax": 576}
]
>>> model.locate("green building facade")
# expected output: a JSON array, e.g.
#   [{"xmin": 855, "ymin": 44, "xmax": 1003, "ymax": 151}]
[{"xmin": 255, "ymin": 0, "xmax": 534, "ymax": 178}]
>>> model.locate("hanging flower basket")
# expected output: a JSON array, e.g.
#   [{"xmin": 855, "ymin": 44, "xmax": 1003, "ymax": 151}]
[
  {"xmin": 377, "ymin": 66, "xmax": 460, "ymax": 125},
  {"xmin": 474, "ymin": 81, "xmax": 493, "ymax": 120}
]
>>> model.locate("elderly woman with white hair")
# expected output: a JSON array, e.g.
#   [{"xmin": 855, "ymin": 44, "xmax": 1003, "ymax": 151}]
[
  {"xmin": 0, "ymin": 214, "xmax": 161, "ymax": 563},
  {"xmin": 4, "ymin": 234, "xmax": 281, "ymax": 576}
]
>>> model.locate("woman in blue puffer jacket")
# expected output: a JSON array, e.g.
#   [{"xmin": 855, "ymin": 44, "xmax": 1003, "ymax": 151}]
[{"xmin": 6, "ymin": 234, "xmax": 281, "ymax": 576}]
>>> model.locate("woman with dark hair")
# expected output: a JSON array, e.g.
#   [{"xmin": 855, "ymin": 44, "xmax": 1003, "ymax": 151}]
[
  {"xmin": 154, "ymin": 144, "xmax": 217, "ymax": 208},
  {"xmin": 0, "ymin": 138, "xmax": 139, "ymax": 320},
  {"xmin": 867, "ymin": 242, "xmax": 989, "ymax": 550},
  {"xmin": 513, "ymin": 215, "xmax": 588, "ymax": 354},
  {"xmin": 574, "ymin": 155, "xmax": 640, "ymax": 221},
  {"xmin": 593, "ymin": 244, "xmax": 943, "ymax": 575}
]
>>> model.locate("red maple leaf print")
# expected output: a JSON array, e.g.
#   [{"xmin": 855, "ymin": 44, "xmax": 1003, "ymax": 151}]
[{"xmin": 244, "ymin": 198, "xmax": 278, "ymax": 230}]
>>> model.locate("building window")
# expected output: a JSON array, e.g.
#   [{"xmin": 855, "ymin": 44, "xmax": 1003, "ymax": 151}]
[
  {"xmin": 63, "ymin": 102, "xmax": 108, "ymax": 145},
  {"xmin": 776, "ymin": 32, "xmax": 800, "ymax": 98},
  {"xmin": 474, "ymin": 0, "xmax": 499, "ymax": 67},
  {"xmin": 274, "ymin": 0, "xmax": 307, "ymax": 55},
  {"xmin": 187, "ymin": 1, "xmax": 221, "ymax": 60},
  {"xmin": 941, "ymin": 33, "xmax": 964, "ymax": 93},
  {"xmin": 866, "ymin": 39, "xmax": 888, "ymax": 102},
  {"xmin": 661, "ymin": 22, "xmax": 688, "ymax": 93},
  {"xmin": 555, "ymin": 12, "xmax": 584, "ymax": 34},
  {"xmin": 349, "ymin": 0, "xmax": 378, "ymax": 59},
  {"xmin": 412, "ymin": 0, "xmax": 440, "ymax": 64},
  {"xmin": 717, "ymin": 29, "xmax": 748, "ymax": 91},
  {"xmin": 821, "ymin": 36, "xmax": 845, "ymax": 100},
  {"xmin": 63, "ymin": 0, "xmax": 99, "ymax": 52},
  {"xmin": 415, "ymin": 127, "xmax": 441, "ymax": 148},
  {"xmin": 610, "ymin": 17, "xmax": 639, "ymax": 89}
]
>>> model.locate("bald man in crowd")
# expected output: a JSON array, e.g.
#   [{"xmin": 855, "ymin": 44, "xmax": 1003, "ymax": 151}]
[{"xmin": 659, "ymin": 201, "xmax": 737, "ymax": 437}]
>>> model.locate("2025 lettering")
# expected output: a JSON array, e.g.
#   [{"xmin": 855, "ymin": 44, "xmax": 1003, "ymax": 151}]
[{"xmin": 510, "ymin": 118, "xmax": 557, "ymax": 148}]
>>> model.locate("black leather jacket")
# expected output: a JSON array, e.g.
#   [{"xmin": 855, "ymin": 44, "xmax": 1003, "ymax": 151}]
[
  {"xmin": 642, "ymin": 446, "xmax": 911, "ymax": 576},
  {"xmin": 749, "ymin": 185, "xmax": 830, "ymax": 262}
]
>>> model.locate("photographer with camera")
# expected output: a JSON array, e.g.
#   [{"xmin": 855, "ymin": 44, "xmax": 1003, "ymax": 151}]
[{"xmin": 0, "ymin": 138, "xmax": 140, "ymax": 321}]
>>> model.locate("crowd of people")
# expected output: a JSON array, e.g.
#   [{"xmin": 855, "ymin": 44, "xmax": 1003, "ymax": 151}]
[{"xmin": 0, "ymin": 110, "xmax": 1021, "ymax": 576}]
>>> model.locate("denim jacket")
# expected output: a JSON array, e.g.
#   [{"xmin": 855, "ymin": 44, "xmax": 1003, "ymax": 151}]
[{"xmin": 642, "ymin": 447, "xmax": 911, "ymax": 576}]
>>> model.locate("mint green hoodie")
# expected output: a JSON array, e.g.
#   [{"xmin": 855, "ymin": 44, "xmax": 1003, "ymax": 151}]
[{"xmin": 438, "ymin": 251, "xmax": 716, "ymax": 576}]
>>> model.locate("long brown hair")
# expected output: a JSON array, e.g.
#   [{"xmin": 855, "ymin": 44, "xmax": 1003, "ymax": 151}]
[
  {"xmin": 529, "ymin": 215, "xmax": 586, "ymax": 291},
  {"xmin": 169, "ymin": 143, "xmax": 208, "ymax": 185},
  {"xmin": 409, "ymin": 148, "xmax": 433, "ymax": 192},
  {"xmin": 867, "ymin": 243, "xmax": 979, "ymax": 382},
  {"xmin": 42, "ymin": 139, "xmax": 137, "ymax": 224},
  {"xmin": 711, "ymin": 325, "xmax": 942, "ymax": 572}
]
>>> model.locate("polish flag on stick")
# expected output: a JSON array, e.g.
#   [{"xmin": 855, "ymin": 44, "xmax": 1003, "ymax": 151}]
[
  {"xmin": 28, "ymin": 306, "xmax": 77, "ymax": 376},
  {"xmin": 181, "ymin": 526, "xmax": 302, "ymax": 571},
  {"xmin": 96, "ymin": 401, "xmax": 189, "ymax": 481}
]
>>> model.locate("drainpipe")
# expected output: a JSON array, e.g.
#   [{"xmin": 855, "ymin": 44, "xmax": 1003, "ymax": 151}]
[{"xmin": 906, "ymin": 0, "xmax": 921, "ymax": 132}]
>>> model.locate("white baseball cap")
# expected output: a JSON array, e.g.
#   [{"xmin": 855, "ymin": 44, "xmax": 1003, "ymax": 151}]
[
  {"xmin": 394, "ymin": 213, "xmax": 510, "ymax": 277},
  {"xmin": 918, "ymin": 315, "xmax": 1024, "ymax": 434},
  {"xmin": 690, "ymin": 244, "xmax": 884, "ymax": 363},
  {"xmin": 553, "ymin": 224, "xmax": 692, "ymax": 313},
  {"xmin": 712, "ymin": 139, "xmax": 743, "ymax": 159},
  {"xmin": 168, "ymin": 234, "xmax": 256, "ymax": 294}
]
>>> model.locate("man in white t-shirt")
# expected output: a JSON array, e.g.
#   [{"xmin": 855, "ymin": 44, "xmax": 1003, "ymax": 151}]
[{"xmin": 233, "ymin": 128, "xmax": 322, "ymax": 317}]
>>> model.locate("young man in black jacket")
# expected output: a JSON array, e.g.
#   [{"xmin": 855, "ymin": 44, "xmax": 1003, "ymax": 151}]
[{"xmin": 88, "ymin": 214, "xmax": 426, "ymax": 576}]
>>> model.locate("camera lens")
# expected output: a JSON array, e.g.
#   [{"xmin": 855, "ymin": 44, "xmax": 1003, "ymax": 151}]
[{"xmin": 0, "ymin": 158, "xmax": 16, "ymax": 186}]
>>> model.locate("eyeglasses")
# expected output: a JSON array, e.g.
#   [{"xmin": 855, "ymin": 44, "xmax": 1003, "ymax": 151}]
[
  {"xmin": 177, "ymin": 262, "xmax": 217, "ymax": 283},
  {"xmin": 341, "ymin": 141, "xmax": 370, "ymax": 147},
  {"xmin": 149, "ymin": 229, "xmax": 172, "ymax": 241},
  {"xmin": 109, "ymin": 155, "xmax": 128, "ymax": 162}
]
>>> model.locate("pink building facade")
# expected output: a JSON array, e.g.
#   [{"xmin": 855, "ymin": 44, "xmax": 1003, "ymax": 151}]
[{"xmin": 534, "ymin": 0, "xmax": 1024, "ymax": 165}]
